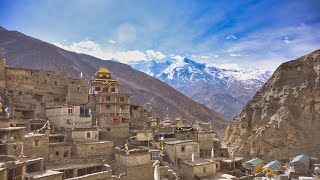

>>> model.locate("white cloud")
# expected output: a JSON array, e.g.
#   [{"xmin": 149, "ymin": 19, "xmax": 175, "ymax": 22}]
[
  {"xmin": 226, "ymin": 35, "xmax": 237, "ymax": 40},
  {"xmin": 211, "ymin": 63, "xmax": 241, "ymax": 70},
  {"xmin": 283, "ymin": 37, "xmax": 290, "ymax": 43},
  {"xmin": 54, "ymin": 40, "xmax": 146, "ymax": 63},
  {"xmin": 108, "ymin": 40, "xmax": 116, "ymax": 44},
  {"xmin": 146, "ymin": 50, "xmax": 166, "ymax": 59},
  {"xmin": 171, "ymin": 55, "xmax": 184, "ymax": 61},
  {"xmin": 201, "ymin": 55, "xmax": 210, "ymax": 59},
  {"xmin": 213, "ymin": 54, "xmax": 219, "ymax": 58},
  {"xmin": 229, "ymin": 53, "xmax": 241, "ymax": 57}
]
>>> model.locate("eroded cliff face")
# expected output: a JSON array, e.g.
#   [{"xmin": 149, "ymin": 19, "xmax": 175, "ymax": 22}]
[{"xmin": 224, "ymin": 49, "xmax": 320, "ymax": 161}]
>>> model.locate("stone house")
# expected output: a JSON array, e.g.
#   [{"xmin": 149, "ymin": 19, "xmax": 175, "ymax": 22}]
[
  {"xmin": 46, "ymin": 106, "xmax": 92, "ymax": 131},
  {"xmin": 64, "ymin": 127, "xmax": 100, "ymax": 143},
  {"xmin": 243, "ymin": 158, "xmax": 264, "ymax": 174},
  {"xmin": 115, "ymin": 146, "xmax": 153, "ymax": 180},
  {"xmin": 23, "ymin": 131, "xmax": 50, "ymax": 161},
  {"xmin": 289, "ymin": 154, "xmax": 311, "ymax": 176},
  {"xmin": 175, "ymin": 126, "xmax": 219, "ymax": 157},
  {"xmin": 180, "ymin": 159, "xmax": 220, "ymax": 180},
  {"xmin": 0, "ymin": 127, "xmax": 26, "ymax": 157},
  {"xmin": 164, "ymin": 140, "xmax": 200, "ymax": 168},
  {"xmin": 0, "ymin": 155, "xmax": 26, "ymax": 180},
  {"xmin": 130, "ymin": 129, "xmax": 153, "ymax": 146},
  {"xmin": 219, "ymin": 157, "xmax": 243, "ymax": 171},
  {"xmin": 0, "ymin": 58, "xmax": 88, "ymax": 107},
  {"xmin": 49, "ymin": 143, "xmax": 71, "ymax": 162},
  {"xmin": 73, "ymin": 141, "xmax": 113, "ymax": 160}
]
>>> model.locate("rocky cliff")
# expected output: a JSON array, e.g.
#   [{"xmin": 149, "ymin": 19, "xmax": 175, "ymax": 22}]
[{"xmin": 224, "ymin": 49, "xmax": 320, "ymax": 160}]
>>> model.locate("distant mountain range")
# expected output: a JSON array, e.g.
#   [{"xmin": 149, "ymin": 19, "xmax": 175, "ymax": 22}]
[
  {"xmin": 0, "ymin": 26, "xmax": 228, "ymax": 136},
  {"xmin": 129, "ymin": 57, "xmax": 272, "ymax": 119}
]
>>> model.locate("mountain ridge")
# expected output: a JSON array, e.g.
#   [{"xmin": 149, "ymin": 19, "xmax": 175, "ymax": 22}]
[
  {"xmin": 0, "ymin": 26, "xmax": 229, "ymax": 137},
  {"xmin": 129, "ymin": 57, "xmax": 272, "ymax": 119}
]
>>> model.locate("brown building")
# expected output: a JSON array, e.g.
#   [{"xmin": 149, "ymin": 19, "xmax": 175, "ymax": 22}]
[
  {"xmin": 46, "ymin": 106, "xmax": 92, "ymax": 131},
  {"xmin": 180, "ymin": 159, "xmax": 220, "ymax": 180},
  {"xmin": 88, "ymin": 67, "xmax": 131, "ymax": 146},
  {"xmin": 115, "ymin": 146, "xmax": 153, "ymax": 180},
  {"xmin": 164, "ymin": 140, "xmax": 200, "ymax": 168},
  {"xmin": 0, "ymin": 58, "xmax": 88, "ymax": 107}
]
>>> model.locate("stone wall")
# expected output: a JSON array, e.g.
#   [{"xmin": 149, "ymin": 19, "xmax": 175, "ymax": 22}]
[
  {"xmin": 174, "ymin": 130, "xmax": 198, "ymax": 142},
  {"xmin": 75, "ymin": 141, "xmax": 113, "ymax": 159},
  {"xmin": 49, "ymin": 143, "xmax": 71, "ymax": 161},
  {"xmin": 65, "ymin": 129, "xmax": 99, "ymax": 143},
  {"xmin": 101, "ymin": 124, "xmax": 130, "ymax": 147},
  {"xmin": 198, "ymin": 131, "xmax": 215, "ymax": 151},
  {"xmin": 115, "ymin": 152, "xmax": 151, "ymax": 167},
  {"xmin": 46, "ymin": 106, "xmax": 92, "ymax": 131},
  {"xmin": 69, "ymin": 170, "xmax": 113, "ymax": 180},
  {"xmin": 165, "ymin": 142, "xmax": 200, "ymax": 167},
  {"xmin": 23, "ymin": 134, "xmax": 49, "ymax": 161},
  {"xmin": 126, "ymin": 164, "xmax": 153, "ymax": 180},
  {"xmin": 4, "ymin": 142, "xmax": 22, "ymax": 157},
  {"xmin": 0, "ymin": 60, "xmax": 88, "ymax": 109}
]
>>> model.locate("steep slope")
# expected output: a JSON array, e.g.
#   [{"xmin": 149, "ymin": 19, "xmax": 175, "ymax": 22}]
[
  {"xmin": 224, "ymin": 49, "xmax": 320, "ymax": 160},
  {"xmin": 0, "ymin": 27, "xmax": 228, "ymax": 136},
  {"xmin": 130, "ymin": 58, "xmax": 271, "ymax": 119}
]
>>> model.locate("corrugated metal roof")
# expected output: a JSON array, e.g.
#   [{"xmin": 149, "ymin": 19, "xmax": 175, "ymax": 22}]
[
  {"xmin": 245, "ymin": 158, "xmax": 264, "ymax": 166},
  {"xmin": 263, "ymin": 160, "xmax": 281, "ymax": 169},
  {"xmin": 290, "ymin": 154, "xmax": 310, "ymax": 166},
  {"xmin": 164, "ymin": 139, "xmax": 193, "ymax": 145}
]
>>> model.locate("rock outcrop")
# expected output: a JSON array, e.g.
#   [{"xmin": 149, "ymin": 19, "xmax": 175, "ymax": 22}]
[{"xmin": 224, "ymin": 49, "xmax": 320, "ymax": 161}]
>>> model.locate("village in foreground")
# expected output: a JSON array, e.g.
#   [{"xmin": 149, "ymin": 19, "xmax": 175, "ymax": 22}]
[{"xmin": 0, "ymin": 58, "xmax": 319, "ymax": 180}]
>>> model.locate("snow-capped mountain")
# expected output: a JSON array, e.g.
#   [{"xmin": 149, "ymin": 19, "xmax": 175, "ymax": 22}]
[{"xmin": 129, "ymin": 57, "xmax": 272, "ymax": 120}]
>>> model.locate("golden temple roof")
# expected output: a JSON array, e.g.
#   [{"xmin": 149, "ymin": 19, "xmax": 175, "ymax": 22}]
[{"xmin": 95, "ymin": 67, "xmax": 112, "ymax": 75}]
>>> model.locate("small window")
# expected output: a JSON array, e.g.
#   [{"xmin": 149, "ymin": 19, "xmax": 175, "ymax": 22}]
[
  {"xmin": 203, "ymin": 167, "xmax": 207, "ymax": 173},
  {"xmin": 107, "ymin": 128, "xmax": 111, "ymax": 131},
  {"xmin": 64, "ymin": 151, "xmax": 69, "ymax": 157},
  {"xmin": 119, "ymin": 97, "xmax": 124, "ymax": 101},
  {"xmin": 44, "ymin": 80, "xmax": 47, "ymax": 83},
  {"xmin": 13, "ymin": 145, "xmax": 17, "ymax": 149},
  {"xmin": 68, "ymin": 108, "xmax": 73, "ymax": 115},
  {"xmin": 106, "ymin": 96, "xmax": 110, "ymax": 101},
  {"xmin": 55, "ymin": 151, "xmax": 59, "ymax": 156},
  {"xmin": 103, "ymin": 87, "xmax": 108, "ymax": 92},
  {"xmin": 111, "ymin": 88, "xmax": 115, "ymax": 92},
  {"xmin": 181, "ymin": 146, "xmax": 185, "ymax": 152},
  {"xmin": 87, "ymin": 132, "xmax": 91, "ymax": 138},
  {"xmin": 55, "ymin": 81, "xmax": 57, "ymax": 85},
  {"xmin": 95, "ymin": 87, "xmax": 101, "ymax": 91},
  {"xmin": 76, "ymin": 87, "xmax": 80, "ymax": 91},
  {"xmin": 35, "ymin": 140, "xmax": 40, "ymax": 146},
  {"xmin": 113, "ymin": 118, "xmax": 118, "ymax": 124},
  {"xmin": 91, "ymin": 147, "xmax": 94, "ymax": 150},
  {"xmin": 106, "ymin": 105, "xmax": 111, "ymax": 109}
]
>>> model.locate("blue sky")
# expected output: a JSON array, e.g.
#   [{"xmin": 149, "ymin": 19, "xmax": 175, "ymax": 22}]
[{"xmin": 1, "ymin": 0, "xmax": 319, "ymax": 70}]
